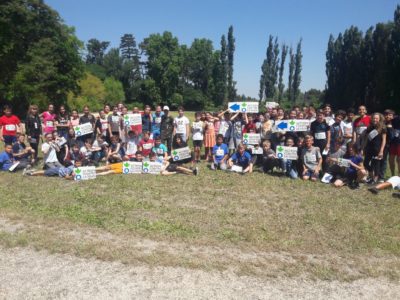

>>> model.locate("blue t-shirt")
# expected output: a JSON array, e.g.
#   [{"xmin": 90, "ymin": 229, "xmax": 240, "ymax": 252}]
[
  {"xmin": 151, "ymin": 112, "xmax": 164, "ymax": 135},
  {"xmin": 152, "ymin": 144, "xmax": 168, "ymax": 159},
  {"xmin": 230, "ymin": 151, "xmax": 252, "ymax": 167},
  {"xmin": 0, "ymin": 151, "xmax": 13, "ymax": 171},
  {"xmin": 212, "ymin": 143, "xmax": 229, "ymax": 163},
  {"xmin": 345, "ymin": 155, "xmax": 363, "ymax": 175},
  {"xmin": 142, "ymin": 114, "xmax": 152, "ymax": 133}
]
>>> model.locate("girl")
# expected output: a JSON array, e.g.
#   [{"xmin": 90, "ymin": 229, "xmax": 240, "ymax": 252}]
[
  {"xmin": 25, "ymin": 104, "xmax": 41, "ymax": 160},
  {"xmin": 41, "ymin": 104, "xmax": 56, "ymax": 134},
  {"xmin": 138, "ymin": 131, "xmax": 154, "ymax": 159},
  {"xmin": 125, "ymin": 130, "xmax": 139, "ymax": 161},
  {"xmin": 107, "ymin": 135, "xmax": 125, "ymax": 163},
  {"xmin": 95, "ymin": 110, "xmax": 109, "ymax": 142},
  {"xmin": 363, "ymin": 113, "xmax": 387, "ymax": 184},
  {"xmin": 56, "ymin": 105, "xmax": 70, "ymax": 139},
  {"xmin": 191, "ymin": 112, "xmax": 204, "ymax": 162},
  {"xmin": 332, "ymin": 143, "xmax": 366, "ymax": 189},
  {"xmin": 213, "ymin": 112, "xmax": 221, "ymax": 139},
  {"xmin": 70, "ymin": 109, "xmax": 80, "ymax": 127},
  {"xmin": 281, "ymin": 137, "xmax": 298, "ymax": 179},
  {"xmin": 230, "ymin": 112, "xmax": 246, "ymax": 154},
  {"xmin": 203, "ymin": 112, "xmax": 217, "ymax": 161},
  {"xmin": 108, "ymin": 106, "xmax": 123, "ymax": 139}
]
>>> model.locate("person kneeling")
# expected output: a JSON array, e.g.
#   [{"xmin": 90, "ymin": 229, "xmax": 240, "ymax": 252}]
[
  {"xmin": 228, "ymin": 143, "xmax": 253, "ymax": 174},
  {"xmin": 211, "ymin": 134, "xmax": 229, "ymax": 170}
]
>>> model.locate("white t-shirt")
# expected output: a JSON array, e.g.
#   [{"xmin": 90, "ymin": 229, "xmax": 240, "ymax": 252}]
[
  {"xmin": 126, "ymin": 138, "xmax": 139, "ymax": 156},
  {"xmin": 191, "ymin": 121, "xmax": 204, "ymax": 141},
  {"xmin": 80, "ymin": 146, "xmax": 92, "ymax": 159},
  {"xmin": 174, "ymin": 116, "xmax": 190, "ymax": 134},
  {"xmin": 41, "ymin": 143, "xmax": 58, "ymax": 163}
]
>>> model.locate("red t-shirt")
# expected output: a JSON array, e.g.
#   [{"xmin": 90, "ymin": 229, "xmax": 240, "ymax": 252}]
[
  {"xmin": 242, "ymin": 122, "xmax": 257, "ymax": 133},
  {"xmin": 353, "ymin": 115, "xmax": 371, "ymax": 135},
  {"xmin": 138, "ymin": 138, "xmax": 154, "ymax": 157},
  {"xmin": 0, "ymin": 115, "xmax": 20, "ymax": 136}
]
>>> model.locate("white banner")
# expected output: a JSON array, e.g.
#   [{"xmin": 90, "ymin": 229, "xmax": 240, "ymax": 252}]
[
  {"xmin": 242, "ymin": 133, "xmax": 260, "ymax": 145},
  {"xmin": 122, "ymin": 161, "xmax": 143, "ymax": 174},
  {"xmin": 74, "ymin": 123, "xmax": 93, "ymax": 137},
  {"xmin": 172, "ymin": 147, "xmax": 192, "ymax": 161},
  {"xmin": 74, "ymin": 166, "xmax": 96, "ymax": 181},
  {"xmin": 228, "ymin": 102, "xmax": 259, "ymax": 113},
  {"xmin": 273, "ymin": 119, "xmax": 310, "ymax": 132},
  {"xmin": 276, "ymin": 146, "xmax": 298, "ymax": 160},
  {"xmin": 142, "ymin": 161, "xmax": 162, "ymax": 174},
  {"xmin": 123, "ymin": 113, "xmax": 142, "ymax": 126}
]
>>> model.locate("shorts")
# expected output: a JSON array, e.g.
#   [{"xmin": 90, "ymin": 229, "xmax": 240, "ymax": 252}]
[
  {"xmin": 3, "ymin": 135, "xmax": 17, "ymax": 144},
  {"xmin": 303, "ymin": 169, "xmax": 319, "ymax": 179},
  {"xmin": 387, "ymin": 176, "xmax": 400, "ymax": 189},
  {"xmin": 166, "ymin": 163, "xmax": 178, "ymax": 172},
  {"xmin": 109, "ymin": 162, "xmax": 123, "ymax": 174},
  {"xmin": 389, "ymin": 144, "xmax": 400, "ymax": 156},
  {"xmin": 193, "ymin": 140, "xmax": 203, "ymax": 148}
]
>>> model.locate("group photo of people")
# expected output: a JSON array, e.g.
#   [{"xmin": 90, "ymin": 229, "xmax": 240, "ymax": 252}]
[{"xmin": 0, "ymin": 102, "xmax": 399, "ymax": 198}]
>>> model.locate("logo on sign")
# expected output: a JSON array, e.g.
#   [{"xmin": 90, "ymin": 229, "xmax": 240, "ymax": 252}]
[
  {"xmin": 243, "ymin": 134, "xmax": 249, "ymax": 144},
  {"xmin": 123, "ymin": 162, "xmax": 130, "ymax": 174},
  {"xmin": 277, "ymin": 146, "xmax": 284, "ymax": 158},
  {"xmin": 143, "ymin": 162, "xmax": 149, "ymax": 173}
]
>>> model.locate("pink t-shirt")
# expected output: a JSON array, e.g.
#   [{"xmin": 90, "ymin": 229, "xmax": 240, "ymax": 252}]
[
  {"xmin": 42, "ymin": 111, "xmax": 56, "ymax": 133},
  {"xmin": 70, "ymin": 117, "xmax": 80, "ymax": 127}
]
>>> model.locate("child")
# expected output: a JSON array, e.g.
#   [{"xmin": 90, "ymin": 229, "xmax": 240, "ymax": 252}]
[
  {"xmin": 261, "ymin": 140, "xmax": 279, "ymax": 174},
  {"xmin": 173, "ymin": 107, "xmax": 190, "ymax": 142},
  {"xmin": 0, "ymin": 105, "xmax": 21, "ymax": 144},
  {"xmin": 25, "ymin": 104, "xmax": 41, "ymax": 160},
  {"xmin": 53, "ymin": 131, "xmax": 68, "ymax": 165},
  {"xmin": 125, "ymin": 130, "xmax": 139, "ymax": 161},
  {"xmin": 107, "ymin": 135, "xmax": 124, "ymax": 163},
  {"xmin": 228, "ymin": 143, "xmax": 253, "ymax": 174},
  {"xmin": 108, "ymin": 106, "xmax": 123, "ymax": 139},
  {"xmin": 69, "ymin": 143, "xmax": 85, "ymax": 165},
  {"xmin": 389, "ymin": 113, "xmax": 400, "ymax": 176},
  {"xmin": 204, "ymin": 112, "xmax": 216, "ymax": 161},
  {"xmin": 56, "ymin": 105, "xmax": 70, "ymax": 139},
  {"xmin": 211, "ymin": 134, "xmax": 229, "ymax": 170},
  {"xmin": 80, "ymin": 138, "xmax": 102, "ymax": 166},
  {"xmin": 330, "ymin": 110, "xmax": 345, "ymax": 150},
  {"xmin": 70, "ymin": 109, "xmax": 80, "ymax": 127},
  {"xmin": 138, "ymin": 131, "xmax": 154, "ymax": 159},
  {"xmin": 152, "ymin": 136, "xmax": 168, "ymax": 163},
  {"xmin": 95, "ymin": 110, "xmax": 109, "ymax": 141},
  {"xmin": 41, "ymin": 132, "xmax": 63, "ymax": 169},
  {"xmin": 363, "ymin": 113, "xmax": 387, "ymax": 184},
  {"xmin": 301, "ymin": 135, "xmax": 322, "ymax": 181},
  {"xmin": 368, "ymin": 176, "xmax": 400, "ymax": 198},
  {"xmin": 310, "ymin": 109, "xmax": 331, "ymax": 171},
  {"xmin": 41, "ymin": 104, "xmax": 56, "ymax": 134},
  {"xmin": 281, "ymin": 137, "xmax": 298, "ymax": 179},
  {"xmin": 217, "ymin": 110, "xmax": 232, "ymax": 145},
  {"xmin": 191, "ymin": 112, "xmax": 204, "ymax": 162},
  {"xmin": 12, "ymin": 133, "xmax": 35, "ymax": 167}
]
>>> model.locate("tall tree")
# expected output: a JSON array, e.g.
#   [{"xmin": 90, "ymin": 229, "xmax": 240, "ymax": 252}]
[
  {"xmin": 278, "ymin": 44, "xmax": 288, "ymax": 102},
  {"xmin": 227, "ymin": 26, "xmax": 236, "ymax": 101},
  {"xmin": 120, "ymin": 34, "xmax": 139, "ymax": 61},
  {"xmin": 292, "ymin": 39, "xmax": 303, "ymax": 102},
  {"xmin": 260, "ymin": 35, "xmax": 280, "ymax": 101},
  {"xmin": 287, "ymin": 47, "xmax": 295, "ymax": 102},
  {"xmin": 219, "ymin": 34, "xmax": 228, "ymax": 102},
  {"xmin": 86, "ymin": 39, "xmax": 110, "ymax": 65}
]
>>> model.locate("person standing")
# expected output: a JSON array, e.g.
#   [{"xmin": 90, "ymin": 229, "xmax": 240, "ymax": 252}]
[
  {"xmin": 160, "ymin": 106, "xmax": 174, "ymax": 153},
  {"xmin": 0, "ymin": 105, "xmax": 21, "ymax": 145},
  {"xmin": 25, "ymin": 104, "xmax": 41, "ymax": 160}
]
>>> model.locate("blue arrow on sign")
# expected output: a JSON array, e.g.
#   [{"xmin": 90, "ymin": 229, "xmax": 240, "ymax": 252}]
[
  {"xmin": 229, "ymin": 103, "xmax": 240, "ymax": 111},
  {"xmin": 277, "ymin": 122, "xmax": 288, "ymax": 130}
]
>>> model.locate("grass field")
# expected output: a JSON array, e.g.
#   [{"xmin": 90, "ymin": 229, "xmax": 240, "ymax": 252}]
[
  {"xmin": 1, "ymin": 112, "xmax": 400, "ymax": 282},
  {"xmin": 1, "ymin": 163, "xmax": 400, "ymax": 281}
]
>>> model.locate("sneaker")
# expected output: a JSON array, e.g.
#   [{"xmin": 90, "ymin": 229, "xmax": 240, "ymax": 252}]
[
  {"xmin": 392, "ymin": 192, "xmax": 400, "ymax": 199},
  {"xmin": 193, "ymin": 167, "xmax": 199, "ymax": 176},
  {"xmin": 349, "ymin": 182, "xmax": 360, "ymax": 190},
  {"xmin": 22, "ymin": 168, "xmax": 28, "ymax": 176},
  {"xmin": 368, "ymin": 187, "xmax": 379, "ymax": 194},
  {"xmin": 210, "ymin": 163, "xmax": 216, "ymax": 171},
  {"xmin": 366, "ymin": 177, "xmax": 375, "ymax": 185},
  {"xmin": 377, "ymin": 179, "xmax": 385, "ymax": 184}
]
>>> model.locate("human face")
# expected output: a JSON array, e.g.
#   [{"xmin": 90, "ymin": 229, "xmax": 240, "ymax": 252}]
[
  {"xmin": 99, "ymin": 111, "xmax": 106, "ymax": 119},
  {"xmin": 163, "ymin": 109, "xmax": 169, "ymax": 115},
  {"xmin": 133, "ymin": 107, "xmax": 139, "ymax": 113},
  {"xmin": 277, "ymin": 109, "xmax": 284, "ymax": 117},
  {"xmin": 238, "ymin": 146, "xmax": 245, "ymax": 155},
  {"xmin": 372, "ymin": 114, "xmax": 380, "ymax": 126},
  {"xmin": 143, "ymin": 133, "xmax": 149, "ymax": 141},
  {"xmin": 45, "ymin": 134, "xmax": 53, "ymax": 143},
  {"xmin": 155, "ymin": 139, "xmax": 161, "ymax": 146},
  {"xmin": 358, "ymin": 106, "xmax": 366, "ymax": 117},
  {"xmin": 122, "ymin": 107, "xmax": 128, "ymax": 115},
  {"xmin": 335, "ymin": 115, "xmax": 343, "ymax": 123},
  {"xmin": 104, "ymin": 105, "xmax": 110, "ymax": 114},
  {"xmin": 4, "ymin": 108, "xmax": 12, "ymax": 116},
  {"xmin": 48, "ymin": 104, "xmax": 54, "ymax": 113},
  {"xmin": 31, "ymin": 107, "xmax": 38, "ymax": 115},
  {"xmin": 156, "ymin": 106, "xmax": 161, "ymax": 114},
  {"xmin": 323, "ymin": 106, "xmax": 331, "ymax": 116},
  {"xmin": 258, "ymin": 115, "xmax": 265, "ymax": 122},
  {"xmin": 317, "ymin": 113, "xmax": 324, "ymax": 123},
  {"xmin": 347, "ymin": 113, "xmax": 354, "ymax": 121},
  {"xmin": 179, "ymin": 109, "xmax": 184, "ymax": 117},
  {"xmin": 60, "ymin": 106, "xmax": 66, "ymax": 114},
  {"xmin": 83, "ymin": 107, "xmax": 89, "ymax": 115},
  {"xmin": 136, "ymin": 154, "xmax": 143, "ymax": 161},
  {"xmin": 72, "ymin": 111, "xmax": 78, "ymax": 118},
  {"xmin": 195, "ymin": 114, "xmax": 201, "ymax": 121},
  {"xmin": 385, "ymin": 113, "xmax": 394, "ymax": 123},
  {"xmin": 145, "ymin": 107, "xmax": 150, "ymax": 114},
  {"xmin": 263, "ymin": 143, "xmax": 271, "ymax": 151},
  {"xmin": 113, "ymin": 107, "xmax": 118, "ymax": 115},
  {"xmin": 217, "ymin": 137, "xmax": 223, "ymax": 145},
  {"xmin": 297, "ymin": 112, "xmax": 304, "ymax": 119},
  {"xmin": 4, "ymin": 145, "xmax": 12, "ymax": 154},
  {"xmin": 286, "ymin": 139, "xmax": 294, "ymax": 147},
  {"xmin": 18, "ymin": 135, "xmax": 25, "ymax": 143},
  {"xmin": 289, "ymin": 111, "xmax": 296, "ymax": 119},
  {"xmin": 305, "ymin": 138, "xmax": 313, "ymax": 148}
]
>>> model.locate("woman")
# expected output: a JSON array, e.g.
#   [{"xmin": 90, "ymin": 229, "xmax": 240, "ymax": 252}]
[
  {"xmin": 41, "ymin": 104, "xmax": 56, "ymax": 134},
  {"xmin": 25, "ymin": 104, "xmax": 41, "ymax": 161},
  {"xmin": 363, "ymin": 113, "xmax": 387, "ymax": 184}
]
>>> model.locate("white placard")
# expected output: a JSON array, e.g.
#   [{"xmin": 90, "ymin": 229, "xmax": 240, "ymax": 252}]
[
  {"xmin": 276, "ymin": 146, "xmax": 298, "ymax": 160},
  {"xmin": 123, "ymin": 113, "xmax": 142, "ymax": 126},
  {"xmin": 247, "ymin": 145, "xmax": 263, "ymax": 154},
  {"xmin": 172, "ymin": 147, "xmax": 192, "ymax": 161},
  {"xmin": 74, "ymin": 123, "xmax": 93, "ymax": 137},
  {"xmin": 142, "ymin": 161, "xmax": 162, "ymax": 174},
  {"xmin": 56, "ymin": 137, "xmax": 67, "ymax": 147},
  {"xmin": 74, "ymin": 166, "xmax": 96, "ymax": 181},
  {"xmin": 337, "ymin": 158, "xmax": 351, "ymax": 168},
  {"xmin": 228, "ymin": 102, "xmax": 259, "ymax": 113},
  {"xmin": 122, "ymin": 161, "xmax": 142, "ymax": 174},
  {"xmin": 242, "ymin": 133, "xmax": 260, "ymax": 145},
  {"xmin": 265, "ymin": 101, "xmax": 279, "ymax": 109},
  {"xmin": 273, "ymin": 119, "xmax": 310, "ymax": 132},
  {"xmin": 231, "ymin": 165, "xmax": 243, "ymax": 173}
]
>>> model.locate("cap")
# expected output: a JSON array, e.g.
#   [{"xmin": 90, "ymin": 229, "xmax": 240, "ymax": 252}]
[{"xmin": 163, "ymin": 105, "xmax": 170, "ymax": 111}]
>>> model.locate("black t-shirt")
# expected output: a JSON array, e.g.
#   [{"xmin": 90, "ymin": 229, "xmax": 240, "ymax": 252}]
[
  {"xmin": 79, "ymin": 114, "xmax": 95, "ymax": 126},
  {"xmin": 310, "ymin": 120, "xmax": 330, "ymax": 149},
  {"xmin": 366, "ymin": 126, "xmax": 387, "ymax": 154}
]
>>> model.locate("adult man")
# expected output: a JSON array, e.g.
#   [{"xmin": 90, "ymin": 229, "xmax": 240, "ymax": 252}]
[
  {"xmin": 41, "ymin": 133, "xmax": 63, "ymax": 169},
  {"xmin": 151, "ymin": 105, "xmax": 164, "ymax": 138},
  {"xmin": 160, "ymin": 106, "xmax": 174, "ymax": 153}
]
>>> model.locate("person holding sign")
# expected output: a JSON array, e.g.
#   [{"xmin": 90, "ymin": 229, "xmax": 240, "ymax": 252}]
[
  {"xmin": 363, "ymin": 113, "xmax": 387, "ymax": 184},
  {"xmin": 301, "ymin": 135, "xmax": 322, "ymax": 181},
  {"xmin": 173, "ymin": 107, "xmax": 190, "ymax": 142},
  {"xmin": 0, "ymin": 144, "xmax": 25, "ymax": 172},
  {"xmin": 211, "ymin": 134, "xmax": 229, "ymax": 170},
  {"xmin": 191, "ymin": 112, "xmax": 204, "ymax": 162},
  {"xmin": 228, "ymin": 143, "xmax": 253, "ymax": 174},
  {"xmin": 260, "ymin": 140, "xmax": 279, "ymax": 174},
  {"xmin": 165, "ymin": 135, "xmax": 198, "ymax": 175},
  {"xmin": 310, "ymin": 109, "xmax": 331, "ymax": 172},
  {"xmin": 152, "ymin": 136, "xmax": 168, "ymax": 162},
  {"xmin": 217, "ymin": 111, "xmax": 232, "ymax": 145},
  {"xmin": 280, "ymin": 137, "xmax": 298, "ymax": 179},
  {"xmin": 107, "ymin": 135, "xmax": 125, "ymax": 163},
  {"xmin": 108, "ymin": 106, "xmax": 123, "ymax": 139},
  {"xmin": 0, "ymin": 105, "xmax": 21, "ymax": 145}
]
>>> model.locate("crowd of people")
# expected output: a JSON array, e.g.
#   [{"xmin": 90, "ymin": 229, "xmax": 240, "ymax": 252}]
[{"xmin": 0, "ymin": 102, "xmax": 399, "ymax": 198}]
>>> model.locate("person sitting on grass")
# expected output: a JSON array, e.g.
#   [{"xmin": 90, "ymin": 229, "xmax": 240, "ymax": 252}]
[
  {"xmin": 107, "ymin": 135, "xmax": 125, "ymax": 164},
  {"xmin": 80, "ymin": 138, "xmax": 102, "ymax": 166},
  {"xmin": 41, "ymin": 132, "xmax": 63, "ymax": 169},
  {"xmin": 138, "ymin": 131, "xmax": 154, "ymax": 160},
  {"xmin": 169, "ymin": 135, "xmax": 198, "ymax": 175},
  {"xmin": 12, "ymin": 133, "xmax": 35, "ymax": 166},
  {"xmin": 368, "ymin": 175, "xmax": 400, "ymax": 198},
  {"xmin": 261, "ymin": 140, "xmax": 278, "ymax": 174},
  {"xmin": 301, "ymin": 135, "xmax": 322, "ymax": 181},
  {"xmin": 0, "ymin": 144, "xmax": 27, "ymax": 172},
  {"xmin": 331, "ymin": 143, "xmax": 367, "ymax": 189},
  {"xmin": 228, "ymin": 143, "xmax": 253, "ymax": 174},
  {"xmin": 280, "ymin": 137, "xmax": 298, "ymax": 179},
  {"xmin": 152, "ymin": 136, "xmax": 168, "ymax": 163},
  {"xmin": 211, "ymin": 134, "xmax": 229, "ymax": 171}
]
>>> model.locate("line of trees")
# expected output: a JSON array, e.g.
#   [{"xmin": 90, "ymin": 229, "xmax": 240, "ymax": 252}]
[
  {"xmin": 259, "ymin": 35, "xmax": 303, "ymax": 104},
  {"xmin": 325, "ymin": 5, "xmax": 400, "ymax": 112}
]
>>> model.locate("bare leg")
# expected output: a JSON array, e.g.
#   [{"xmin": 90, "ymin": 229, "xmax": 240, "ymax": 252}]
[
  {"xmin": 96, "ymin": 170, "xmax": 116, "ymax": 176},
  {"xmin": 176, "ymin": 166, "xmax": 194, "ymax": 175}
]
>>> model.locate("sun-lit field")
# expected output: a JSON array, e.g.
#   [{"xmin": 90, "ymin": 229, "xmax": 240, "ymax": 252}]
[{"xmin": 1, "ymin": 159, "xmax": 400, "ymax": 281}]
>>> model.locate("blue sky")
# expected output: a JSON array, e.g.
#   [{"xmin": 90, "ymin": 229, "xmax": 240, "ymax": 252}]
[{"xmin": 47, "ymin": 0, "xmax": 399, "ymax": 98}]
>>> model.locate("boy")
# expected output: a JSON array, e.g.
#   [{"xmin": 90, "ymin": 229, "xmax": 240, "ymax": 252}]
[
  {"xmin": 368, "ymin": 176, "xmax": 400, "ymax": 198},
  {"xmin": 301, "ymin": 135, "xmax": 322, "ymax": 181},
  {"xmin": 0, "ymin": 144, "xmax": 26, "ymax": 172},
  {"xmin": 211, "ymin": 134, "xmax": 229, "ymax": 170},
  {"xmin": 191, "ymin": 112, "xmax": 204, "ymax": 162},
  {"xmin": 173, "ymin": 107, "xmax": 190, "ymax": 142},
  {"xmin": 0, "ymin": 105, "xmax": 21, "ymax": 144},
  {"xmin": 261, "ymin": 140, "xmax": 279, "ymax": 174},
  {"xmin": 12, "ymin": 133, "xmax": 35, "ymax": 166},
  {"xmin": 138, "ymin": 131, "xmax": 154, "ymax": 159},
  {"xmin": 152, "ymin": 136, "xmax": 168, "ymax": 162},
  {"xmin": 228, "ymin": 143, "xmax": 253, "ymax": 174}
]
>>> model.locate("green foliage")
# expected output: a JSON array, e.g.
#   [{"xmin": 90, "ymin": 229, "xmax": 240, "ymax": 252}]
[
  {"xmin": 325, "ymin": 6, "xmax": 400, "ymax": 111},
  {"xmin": 67, "ymin": 73, "xmax": 105, "ymax": 111},
  {"xmin": 260, "ymin": 35, "xmax": 280, "ymax": 101},
  {"xmin": 0, "ymin": 0, "xmax": 84, "ymax": 114},
  {"xmin": 104, "ymin": 77, "xmax": 125, "ymax": 105},
  {"xmin": 227, "ymin": 26, "xmax": 237, "ymax": 101},
  {"xmin": 293, "ymin": 39, "xmax": 303, "ymax": 102},
  {"xmin": 86, "ymin": 38, "xmax": 110, "ymax": 65}
]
